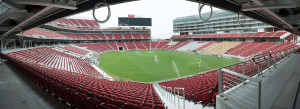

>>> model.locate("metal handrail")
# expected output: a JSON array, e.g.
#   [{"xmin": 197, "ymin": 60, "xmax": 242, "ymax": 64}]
[
  {"xmin": 219, "ymin": 68, "xmax": 262, "ymax": 109},
  {"xmin": 167, "ymin": 87, "xmax": 173, "ymax": 102},
  {"xmin": 174, "ymin": 87, "xmax": 185, "ymax": 109},
  {"xmin": 218, "ymin": 48, "xmax": 295, "ymax": 109}
]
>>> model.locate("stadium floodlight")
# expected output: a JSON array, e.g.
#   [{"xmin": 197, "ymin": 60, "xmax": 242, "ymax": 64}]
[
  {"xmin": 191, "ymin": 62, "xmax": 201, "ymax": 72},
  {"xmin": 93, "ymin": 0, "xmax": 111, "ymax": 23}
]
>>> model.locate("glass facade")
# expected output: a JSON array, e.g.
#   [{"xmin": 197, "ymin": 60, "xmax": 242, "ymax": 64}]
[{"xmin": 173, "ymin": 11, "xmax": 272, "ymax": 34}]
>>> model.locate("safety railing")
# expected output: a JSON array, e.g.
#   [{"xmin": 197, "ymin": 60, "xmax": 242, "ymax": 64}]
[
  {"xmin": 225, "ymin": 48, "xmax": 295, "ymax": 79},
  {"xmin": 167, "ymin": 87, "xmax": 173, "ymax": 103},
  {"xmin": 158, "ymin": 85, "xmax": 185, "ymax": 109},
  {"xmin": 219, "ymin": 68, "xmax": 262, "ymax": 109},
  {"xmin": 218, "ymin": 48, "xmax": 295, "ymax": 109},
  {"xmin": 174, "ymin": 87, "xmax": 185, "ymax": 109}
]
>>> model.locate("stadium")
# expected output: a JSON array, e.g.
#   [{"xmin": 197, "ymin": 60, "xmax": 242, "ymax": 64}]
[{"xmin": 0, "ymin": 0, "xmax": 300, "ymax": 109}]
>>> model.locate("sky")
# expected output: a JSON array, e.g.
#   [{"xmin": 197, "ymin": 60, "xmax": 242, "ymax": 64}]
[{"xmin": 70, "ymin": 0, "xmax": 220, "ymax": 39}]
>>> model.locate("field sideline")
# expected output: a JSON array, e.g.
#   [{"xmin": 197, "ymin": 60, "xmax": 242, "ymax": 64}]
[{"xmin": 98, "ymin": 50, "xmax": 241, "ymax": 82}]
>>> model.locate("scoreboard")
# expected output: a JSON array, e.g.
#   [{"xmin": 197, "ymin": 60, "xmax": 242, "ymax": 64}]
[{"xmin": 118, "ymin": 17, "xmax": 152, "ymax": 26}]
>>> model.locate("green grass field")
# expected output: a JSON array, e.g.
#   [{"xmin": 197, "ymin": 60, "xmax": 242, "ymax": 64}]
[{"xmin": 98, "ymin": 50, "xmax": 241, "ymax": 82}]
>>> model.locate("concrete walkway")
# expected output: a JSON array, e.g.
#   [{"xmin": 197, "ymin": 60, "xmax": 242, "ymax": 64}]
[
  {"xmin": 270, "ymin": 53, "xmax": 300, "ymax": 109},
  {"xmin": 217, "ymin": 53, "xmax": 300, "ymax": 109},
  {"xmin": 0, "ymin": 59, "xmax": 69, "ymax": 109}
]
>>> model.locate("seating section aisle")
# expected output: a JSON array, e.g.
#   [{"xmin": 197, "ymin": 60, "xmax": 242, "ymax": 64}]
[
  {"xmin": 22, "ymin": 28, "xmax": 150, "ymax": 40},
  {"xmin": 228, "ymin": 42, "xmax": 260, "ymax": 56},
  {"xmin": 226, "ymin": 42, "xmax": 297, "ymax": 57},
  {"xmin": 7, "ymin": 47, "xmax": 100, "ymax": 76},
  {"xmin": 77, "ymin": 41, "xmax": 171, "ymax": 51},
  {"xmin": 153, "ymin": 41, "xmax": 169, "ymax": 49},
  {"xmin": 77, "ymin": 43, "xmax": 113, "ymax": 52},
  {"xmin": 61, "ymin": 33, "xmax": 150, "ymax": 40},
  {"xmin": 225, "ymin": 42, "xmax": 251, "ymax": 54},
  {"xmin": 171, "ymin": 32, "xmax": 288, "ymax": 39},
  {"xmin": 134, "ymin": 42, "xmax": 147, "ymax": 49},
  {"xmin": 202, "ymin": 41, "xmax": 242, "ymax": 55},
  {"xmin": 76, "ymin": 41, "xmax": 297, "ymax": 58},
  {"xmin": 176, "ymin": 42, "xmax": 209, "ymax": 51},
  {"xmin": 251, "ymin": 32, "xmax": 265, "ymax": 37},
  {"xmin": 162, "ymin": 41, "xmax": 189, "ymax": 50},
  {"xmin": 58, "ymin": 45, "xmax": 90, "ymax": 55},
  {"xmin": 240, "ymin": 43, "xmax": 278, "ymax": 57},
  {"xmin": 107, "ymin": 42, "xmax": 119, "ymax": 50},
  {"xmin": 159, "ymin": 70, "xmax": 218, "ymax": 104},
  {"xmin": 267, "ymin": 43, "xmax": 298, "ymax": 53},
  {"xmin": 272, "ymin": 32, "xmax": 287, "ymax": 37},
  {"xmin": 200, "ymin": 42, "xmax": 221, "ymax": 53},
  {"xmin": 2, "ymin": 48, "xmax": 165, "ymax": 109},
  {"xmin": 51, "ymin": 18, "xmax": 99, "ymax": 29},
  {"xmin": 150, "ymin": 41, "xmax": 159, "ymax": 49},
  {"xmin": 194, "ymin": 42, "xmax": 215, "ymax": 51},
  {"xmin": 159, "ymin": 47, "xmax": 295, "ymax": 107},
  {"xmin": 117, "ymin": 42, "xmax": 128, "ymax": 50},
  {"xmin": 125, "ymin": 42, "xmax": 137, "ymax": 50},
  {"xmin": 49, "ymin": 18, "xmax": 150, "ymax": 31},
  {"xmin": 23, "ymin": 29, "xmax": 68, "ymax": 39}
]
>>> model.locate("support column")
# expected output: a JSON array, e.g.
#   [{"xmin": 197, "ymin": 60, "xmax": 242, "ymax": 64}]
[
  {"xmin": 0, "ymin": 38, "xmax": 3, "ymax": 52},
  {"xmin": 258, "ymin": 58, "xmax": 261, "ymax": 76},
  {"xmin": 267, "ymin": 56, "xmax": 270, "ymax": 71},
  {"xmin": 292, "ymin": 34, "xmax": 295, "ymax": 43},
  {"xmin": 150, "ymin": 40, "xmax": 151, "ymax": 49},
  {"xmin": 243, "ymin": 62, "xmax": 245, "ymax": 75},
  {"xmin": 23, "ymin": 40, "xmax": 26, "ymax": 48},
  {"xmin": 274, "ymin": 53, "xmax": 277, "ymax": 67},
  {"xmin": 14, "ymin": 40, "xmax": 16, "ymax": 49}
]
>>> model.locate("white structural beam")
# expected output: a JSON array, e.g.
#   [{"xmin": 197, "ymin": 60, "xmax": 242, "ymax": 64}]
[
  {"xmin": 22, "ymin": 40, "xmax": 26, "ymax": 48},
  {"xmin": 0, "ymin": 38, "xmax": 3, "ymax": 52}
]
